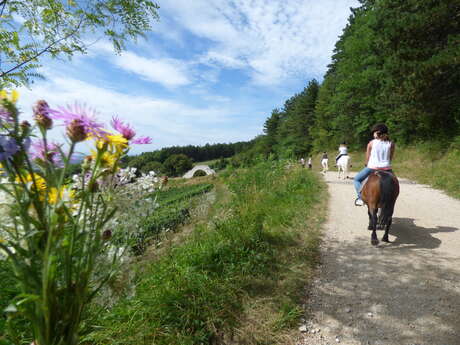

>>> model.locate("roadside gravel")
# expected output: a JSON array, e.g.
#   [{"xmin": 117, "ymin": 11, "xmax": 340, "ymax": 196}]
[{"xmin": 298, "ymin": 171, "xmax": 460, "ymax": 345}]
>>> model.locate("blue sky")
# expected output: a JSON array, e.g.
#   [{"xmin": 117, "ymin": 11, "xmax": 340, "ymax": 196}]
[{"xmin": 17, "ymin": 0, "xmax": 359, "ymax": 154}]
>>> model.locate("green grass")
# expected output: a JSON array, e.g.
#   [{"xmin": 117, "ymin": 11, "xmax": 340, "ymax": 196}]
[
  {"xmin": 0, "ymin": 260, "xmax": 16, "ymax": 335},
  {"xmin": 133, "ymin": 183, "xmax": 213, "ymax": 253},
  {"xmin": 83, "ymin": 161, "xmax": 325, "ymax": 345},
  {"xmin": 0, "ymin": 260, "xmax": 31, "ymax": 342},
  {"xmin": 391, "ymin": 146, "xmax": 460, "ymax": 199}
]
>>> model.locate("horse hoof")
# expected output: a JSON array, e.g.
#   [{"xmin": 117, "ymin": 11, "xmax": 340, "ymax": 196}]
[
  {"xmin": 382, "ymin": 237, "xmax": 390, "ymax": 243},
  {"xmin": 371, "ymin": 238, "xmax": 379, "ymax": 246}
]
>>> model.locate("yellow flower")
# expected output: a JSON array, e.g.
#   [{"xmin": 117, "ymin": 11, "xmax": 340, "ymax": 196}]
[
  {"xmin": 91, "ymin": 150, "xmax": 118, "ymax": 168},
  {"xmin": 97, "ymin": 134, "xmax": 128, "ymax": 154},
  {"xmin": 17, "ymin": 173, "xmax": 47, "ymax": 191},
  {"xmin": 0, "ymin": 90, "xmax": 19, "ymax": 103},
  {"xmin": 10, "ymin": 90, "xmax": 19, "ymax": 103},
  {"xmin": 48, "ymin": 186, "xmax": 75, "ymax": 204}
]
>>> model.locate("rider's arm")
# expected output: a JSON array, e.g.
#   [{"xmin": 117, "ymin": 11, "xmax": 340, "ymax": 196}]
[
  {"xmin": 365, "ymin": 141, "xmax": 372, "ymax": 165},
  {"xmin": 390, "ymin": 142, "xmax": 395, "ymax": 161}
]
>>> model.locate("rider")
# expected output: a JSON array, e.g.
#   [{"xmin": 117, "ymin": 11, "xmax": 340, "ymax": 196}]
[
  {"xmin": 354, "ymin": 123, "xmax": 395, "ymax": 206},
  {"xmin": 335, "ymin": 142, "xmax": 348, "ymax": 164},
  {"xmin": 321, "ymin": 152, "xmax": 328, "ymax": 171}
]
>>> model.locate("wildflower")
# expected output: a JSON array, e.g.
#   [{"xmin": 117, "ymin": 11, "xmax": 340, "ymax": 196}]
[
  {"xmin": 48, "ymin": 186, "xmax": 75, "ymax": 204},
  {"xmin": 102, "ymin": 229, "xmax": 112, "ymax": 241},
  {"xmin": 0, "ymin": 136, "xmax": 19, "ymax": 161},
  {"xmin": 17, "ymin": 173, "xmax": 47, "ymax": 193},
  {"xmin": 116, "ymin": 167, "xmax": 137, "ymax": 185},
  {"xmin": 49, "ymin": 103, "xmax": 108, "ymax": 140},
  {"xmin": 20, "ymin": 120, "xmax": 31, "ymax": 130},
  {"xmin": 131, "ymin": 136, "xmax": 152, "ymax": 145},
  {"xmin": 111, "ymin": 116, "xmax": 136, "ymax": 140},
  {"xmin": 111, "ymin": 116, "xmax": 152, "ymax": 144},
  {"xmin": 91, "ymin": 150, "xmax": 117, "ymax": 168},
  {"xmin": 0, "ymin": 106, "xmax": 13, "ymax": 123},
  {"xmin": 81, "ymin": 156, "xmax": 93, "ymax": 171},
  {"xmin": 97, "ymin": 134, "xmax": 128, "ymax": 154},
  {"xmin": 30, "ymin": 140, "xmax": 63, "ymax": 166},
  {"xmin": 66, "ymin": 119, "xmax": 87, "ymax": 143},
  {"xmin": 0, "ymin": 90, "xmax": 19, "ymax": 103},
  {"xmin": 33, "ymin": 100, "xmax": 52, "ymax": 130}
]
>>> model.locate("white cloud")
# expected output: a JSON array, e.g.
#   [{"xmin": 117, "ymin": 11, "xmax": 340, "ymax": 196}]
[
  {"xmin": 159, "ymin": 0, "xmax": 359, "ymax": 85},
  {"xmin": 92, "ymin": 42, "xmax": 192, "ymax": 88},
  {"xmin": 17, "ymin": 73, "xmax": 256, "ymax": 153},
  {"xmin": 112, "ymin": 51, "xmax": 191, "ymax": 88}
]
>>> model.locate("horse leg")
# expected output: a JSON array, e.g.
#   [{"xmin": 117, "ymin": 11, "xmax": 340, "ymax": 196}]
[
  {"xmin": 370, "ymin": 207, "xmax": 379, "ymax": 246},
  {"xmin": 382, "ymin": 218, "xmax": 392, "ymax": 242},
  {"xmin": 376, "ymin": 209, "xmax": 383, "ymax": 230},
  {"xmin": 367, "ymin": 210, "xmax": 373, "ymax": 230}
]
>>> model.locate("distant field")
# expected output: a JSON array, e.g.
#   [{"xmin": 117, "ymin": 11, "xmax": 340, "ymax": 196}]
[{"xmin": 193, "ymin": 159, "xmax": 218, "ymax": 166}]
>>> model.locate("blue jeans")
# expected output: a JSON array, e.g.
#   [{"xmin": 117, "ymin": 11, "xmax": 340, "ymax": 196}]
[{"xmin": 353, "ymin": 167, "xmax": 374, "ymax": 198}]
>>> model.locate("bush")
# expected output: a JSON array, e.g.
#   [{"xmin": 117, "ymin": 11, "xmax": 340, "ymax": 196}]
[
  {"xmin": 163, "ymin": 154, "xmax": 193, "ymax": 177},
  {"xmin": 141, "ymin": 161, "xmax": 163, "ymax": 174},
  {"xmin": 209, "ymin": 157, "xmax": 229, "ymax": 171}
]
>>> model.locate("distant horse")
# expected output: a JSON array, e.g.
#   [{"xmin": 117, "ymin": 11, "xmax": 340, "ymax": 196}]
[
  {"xmin": 361, "ymin": 171, "xmax": 399, "ymax": 246},
  {"xmin": 336, "ymin": 155, "xmax": 351, "ymax": 180}
]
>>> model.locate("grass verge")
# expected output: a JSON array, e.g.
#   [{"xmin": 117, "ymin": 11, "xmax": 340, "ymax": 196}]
[{"xmin": 83, "ymin": 160, "xmax": 326, "ymax": 345}]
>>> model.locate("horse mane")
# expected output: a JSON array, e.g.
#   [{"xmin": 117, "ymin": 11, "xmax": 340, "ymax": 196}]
[{"xmin": 377, "ymin": 171, "xmax": 397, "ymax": 225}]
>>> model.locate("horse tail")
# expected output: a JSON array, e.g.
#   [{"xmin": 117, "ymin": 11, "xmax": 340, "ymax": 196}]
[{"xmin": 378, "ymin": 172, "xmax": 397, "ymax": 225}]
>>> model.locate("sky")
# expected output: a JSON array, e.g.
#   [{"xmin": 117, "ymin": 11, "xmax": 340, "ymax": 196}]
[{"xmin": 17, "ymin": 0, "xmax": 360, "ymax": 154}]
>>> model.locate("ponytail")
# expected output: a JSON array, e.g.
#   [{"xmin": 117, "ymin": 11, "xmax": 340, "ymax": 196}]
[{"xmin": 376, "ymin": 132, "xmax": 390, "ymax": 141}]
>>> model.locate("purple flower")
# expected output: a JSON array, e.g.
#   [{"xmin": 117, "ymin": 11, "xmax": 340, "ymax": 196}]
[
  {"xmin": 33, "ymin": 100, "xmax": 52, "ymax": 129},
  {"xmin": 0, "ymin": 106, "xmax": 13, "ymax": 124},
  {"xmin": 49, "ymin": 103, "xmax": 108, "ymax": 140},
  {"xmin": 111, "ymin": 116, "xmax": 152, "ymax": 144},
  {"xmin": 33, "ymin": 100, "xmax": 50, "ymax": 117},
  {"xmin": 0, "ymin": 136, "xmax": 19, "ymax": 161},
  {"xmin": 131, "ymin": 136, "xmax": 152, "ymax": 145},
  {"xmin": 30, "ymin": 140, "xmax": 63, "ymax": 166},
  {"xmin": 111, "ymin": 116, "xmax": 136, "ymax": 140}
]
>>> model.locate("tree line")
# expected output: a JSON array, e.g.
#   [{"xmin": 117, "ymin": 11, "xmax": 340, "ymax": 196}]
[
  {"xmin": 244, "ymin": 0, "xmax": 459, "ymax": 161},
  {"xmin": 123, "ymin": 141, "xmax": 253, "ymax": 175}
]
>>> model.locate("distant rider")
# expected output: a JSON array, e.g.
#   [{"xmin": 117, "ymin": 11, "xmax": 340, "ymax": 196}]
[
  {"xmin": 335, "ymin": 142, "xmax": 348, "ymax": 164},
  {"xmin": 354, "ymin": 124, "xmax": 395, "ymax": 206},
  {"xmin": 321, "ymin": 152, "xmax": 329, "ymax": 172}
]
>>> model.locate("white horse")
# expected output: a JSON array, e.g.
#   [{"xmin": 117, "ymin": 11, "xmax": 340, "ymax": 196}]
[{"xmin": 337, "ymin": 155, "xmax": 351, "ymax": 180}]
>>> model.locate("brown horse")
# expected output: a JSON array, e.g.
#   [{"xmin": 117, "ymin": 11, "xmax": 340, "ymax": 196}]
[{"xmin": 361, "ymin": 171, "xmax": 400, "ymax": 245}]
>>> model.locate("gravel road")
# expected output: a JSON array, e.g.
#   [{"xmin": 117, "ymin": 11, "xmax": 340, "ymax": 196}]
[{"xmin": 299, "ymin": 171, "xmax": 460, "ymax": 345}]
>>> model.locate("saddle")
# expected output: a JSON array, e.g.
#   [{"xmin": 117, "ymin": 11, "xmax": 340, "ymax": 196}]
[{"xmin": 360, "ymin": 170, "xmax": 395, "ymax": 192}]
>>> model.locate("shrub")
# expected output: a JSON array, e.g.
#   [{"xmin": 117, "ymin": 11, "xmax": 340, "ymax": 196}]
[
  {"xmin": 162, "ymin": 154, "xmax": 193, "ymax": 176},
  {"xmin": 141, "ymin": 160, "xmax": 163, "ymax": 174}
]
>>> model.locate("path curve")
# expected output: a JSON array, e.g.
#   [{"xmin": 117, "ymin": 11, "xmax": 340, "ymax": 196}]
[{"xmin": 300, "ymin": 171, "xmax": 460, "ymax": 345}]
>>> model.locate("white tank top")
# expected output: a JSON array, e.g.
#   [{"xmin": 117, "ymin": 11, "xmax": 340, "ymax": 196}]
[
  {"xmin": 368, "ymin": 139, "xmax": 392, "ymax": 169},
  {"xmin": 339, "ymin": 146, "xmax": 348, "ymax": 154}
]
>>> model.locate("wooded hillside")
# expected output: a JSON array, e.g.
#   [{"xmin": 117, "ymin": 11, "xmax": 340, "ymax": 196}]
[{"xmin": 256, "ymin": 0, "xmax": 460, "ymax": 157}]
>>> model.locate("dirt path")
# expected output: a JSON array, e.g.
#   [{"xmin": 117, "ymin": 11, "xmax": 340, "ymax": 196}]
[{"xmin": 299, "ymin": 171, "xmax": 460, "ymax": 345}]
